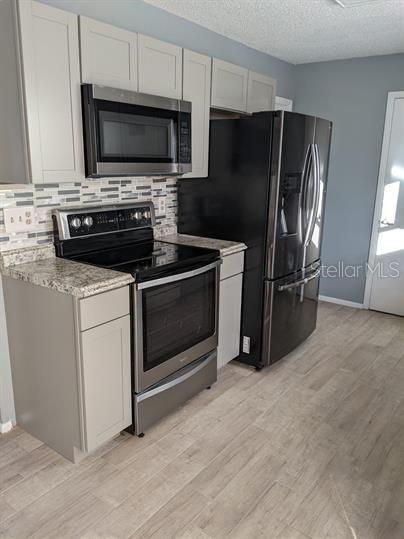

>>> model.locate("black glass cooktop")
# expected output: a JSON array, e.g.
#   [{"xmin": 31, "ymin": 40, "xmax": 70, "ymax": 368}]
[{"xmin": 70, "ymin": 240, "xmax": 220, "ymax": 282}]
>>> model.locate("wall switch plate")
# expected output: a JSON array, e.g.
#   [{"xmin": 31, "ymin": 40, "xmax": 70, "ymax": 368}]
[
  {"xmin": 242, "ymin": 336, "xmax": 251, "ymax": 354},
  {"xmin": 3, "ymin": 206, "xmax": 36, "ymax": 233},
  {"xmin": 158, "ymin": 197, "xmax": 166, "ymax": 214}
]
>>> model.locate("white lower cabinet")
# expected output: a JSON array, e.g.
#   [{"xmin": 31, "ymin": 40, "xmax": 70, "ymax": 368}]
[
  {"xmin": 3, "ymin": 280, "xmax": 132, "ymax": 462},
  {"xmin": 80, "ymin": 315, "xmax": 131, "ymax": 452},
  {"xmin": 218, "ymin": 252, "xmax": 244, "ymax": 369},
  {"xmin": 218, "ymin": 273, "xmax": 243, "ymax": 369}
]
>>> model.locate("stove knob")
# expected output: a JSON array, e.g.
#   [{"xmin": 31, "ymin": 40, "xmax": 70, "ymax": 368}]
[
  {"xmin": 143, "ymin": 210, "xmax": 151, "ymax": 220},
  {"xmin": 133, "ymin": 211, "xmax": 142, "ymax": 220},
  {"xmin": 83, "ymin": 216, "xmax": 93, "ymax": 228},
  {"xmin": 70, "ymin": 217, "xmax": 81, "ymax": 229}
]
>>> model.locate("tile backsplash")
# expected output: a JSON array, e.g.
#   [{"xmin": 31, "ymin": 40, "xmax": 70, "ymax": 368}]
[{"xmin": 0, "ymin": 177, "xmax": 178, "ymax": 251}]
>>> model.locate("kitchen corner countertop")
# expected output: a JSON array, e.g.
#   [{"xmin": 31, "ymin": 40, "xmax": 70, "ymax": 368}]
[
  {"xmin": 0, "ymin": 246, "xmax": 134, "ymax": 298},
  {"xmin": 161, "ymin": 233, "xmax": 247, "ymax": 257}
]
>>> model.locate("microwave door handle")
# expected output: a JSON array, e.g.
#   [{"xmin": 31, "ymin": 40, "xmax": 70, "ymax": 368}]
[{"xmin": 137, "ymin": 260, "xmax": 221, "ymax": 290}]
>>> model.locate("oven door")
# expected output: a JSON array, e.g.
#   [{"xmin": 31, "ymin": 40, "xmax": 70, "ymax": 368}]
[
  {"xmin": 82, "ymin": 84, "xmax": 191, "ymax": 177},
  {"xmin": 133, "ymin": 261, "xmax": 220, "ymax": 392}
]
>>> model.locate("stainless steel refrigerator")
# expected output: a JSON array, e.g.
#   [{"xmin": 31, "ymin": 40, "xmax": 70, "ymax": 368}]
[{"xmin": 178, "ymin": 111, "xmax": 332, "ymax": 369}]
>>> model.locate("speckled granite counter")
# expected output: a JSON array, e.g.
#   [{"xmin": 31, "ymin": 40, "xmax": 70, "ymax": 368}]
[
  {"xmin": 0, "ymin": 246, "xmax": 133, "ymax": 298},
  {"xmin": 161, "ymin": 233, "xmax": 247, "ymax": 257},
  {"xmin": 0, "ymin": 234, "xmax": 245, "ymax": 297}
]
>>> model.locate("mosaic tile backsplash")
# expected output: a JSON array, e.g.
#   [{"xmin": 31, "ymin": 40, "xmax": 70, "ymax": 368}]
[{"xmin": 0, "ymin": 177, "xmax": 178, "ymax": 251}]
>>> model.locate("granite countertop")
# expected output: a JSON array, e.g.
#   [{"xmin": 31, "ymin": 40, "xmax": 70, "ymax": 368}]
[
  {"xmin": 0, "ymin": 232, "xmax": 246, "ymax": 298},
  {"xmin": 0, "ymin": 245, "xmax": 133, "ymax": 298},
  {"xmin": 161, "ymin": 233, "xmax": 247, "ymax": 257}
]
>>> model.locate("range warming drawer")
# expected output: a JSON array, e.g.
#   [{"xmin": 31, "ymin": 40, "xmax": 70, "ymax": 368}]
[{"xmin": 132, "ymin": 350, "xmax": 217, "ymax": 435}]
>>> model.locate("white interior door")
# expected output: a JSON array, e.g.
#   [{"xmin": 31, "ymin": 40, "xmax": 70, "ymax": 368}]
[{"xmin": 365, "ymin": 92, "xmax": 404, "ymax": 316}]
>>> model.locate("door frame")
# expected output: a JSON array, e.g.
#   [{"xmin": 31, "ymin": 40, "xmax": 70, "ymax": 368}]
[{"xmin": 363, "ymin": 91, "xmax": 404, "ymax": 309}]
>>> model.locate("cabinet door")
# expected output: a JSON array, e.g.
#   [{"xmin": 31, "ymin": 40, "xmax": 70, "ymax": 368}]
[
  {"xmin": 18, "ymin": 0, "xmax": 84, "ymax": 183},
  {"xmin": 211, "ymin": 58, "xmax": 248, "ymax": 112},
  {"xmin": 218, "ymin": 273, "xmax": 243, "ymax": 369},
  {"xmin": 80, "ymin": 16, "xmax": 138, "ymax": 91},
  {"xmin": 247, "ymin": 71, "xmax": 277, "ymax": 113},
  {"xmin": 80, "ymin": 315, "xmax": 131, "ymax": 452},
  {"xmin": 138, "ymin": 34, "xmax": 182, "ymax": 99},
  {"xmin": 183, "ymin": 50, "xmax": 211, "ymax": 178}
]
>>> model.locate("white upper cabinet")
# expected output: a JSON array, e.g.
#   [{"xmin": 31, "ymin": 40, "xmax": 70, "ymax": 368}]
[
  {"xmin": 80, "ymin": 16, "xmax": 138, "ymax": 91},
  {"xmin": 211, "ymin": 58, "xmax": 248, "ymax": 112},
  {"xmin": 18, "ymin": 0, "xmax": 84, "ymax": 183},
  {"xmin": 247, "ymin": 71, "xmax": 277, "ymax": 113},
  {"xmin": 138, "ymin": 35, "xmax": 182, "ymax": 99},
  {"xmin": 183, "ymin": 50, "xmax": 211, "ymax": 178}
]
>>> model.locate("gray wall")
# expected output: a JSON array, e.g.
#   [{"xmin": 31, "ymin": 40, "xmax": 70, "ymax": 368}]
[
  {"xmin": 40, "ymin": 0, "xmax": 295, "ymax": 99},
  {"xmin": 294, "ymin": 54, "xmax": 404, "ymax": 304}
]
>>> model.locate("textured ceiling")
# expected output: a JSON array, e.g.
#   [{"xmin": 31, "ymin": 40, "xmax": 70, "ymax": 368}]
[{"xmin": 142, "ymin": 0, "xmax": 404, "ymax": 64}]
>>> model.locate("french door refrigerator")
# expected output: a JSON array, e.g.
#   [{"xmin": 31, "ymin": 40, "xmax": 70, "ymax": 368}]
[{"xmin": 178, "ymin": 111, "xmax": 332, "ymax": 369}]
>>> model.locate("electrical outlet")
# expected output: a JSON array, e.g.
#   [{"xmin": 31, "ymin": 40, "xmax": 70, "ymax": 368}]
[
  {"xmin": 158, "ymin": 197, "xmax": 166, "ymax": 214},
  {"xmin": 242, "ymin": 336, "xmax": 251, "ymax": 354},
  {"xmin": 3, "ymin": 206, "xmax": 36, "ymax": 233}
]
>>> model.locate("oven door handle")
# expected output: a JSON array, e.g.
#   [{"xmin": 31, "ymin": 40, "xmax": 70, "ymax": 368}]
[{"xmin": 136, "ymin": 260, "xmax": 221, "ymax": 290}]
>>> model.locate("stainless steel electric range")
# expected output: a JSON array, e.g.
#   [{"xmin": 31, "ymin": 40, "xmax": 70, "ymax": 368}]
[{"xmin": 53, "ymin": 202, "xmax": 219, "ymax": 435}]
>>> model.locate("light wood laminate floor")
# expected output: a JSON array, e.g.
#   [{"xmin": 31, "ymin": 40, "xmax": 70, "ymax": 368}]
[{"xmin": 1, "ymin": 302, "xmax": 404, "ymax": 539}]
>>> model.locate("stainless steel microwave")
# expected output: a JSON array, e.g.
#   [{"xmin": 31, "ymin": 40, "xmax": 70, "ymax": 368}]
[{"xmin": 81, "ymin": 84, "xmax": 192, "ymax": 177}]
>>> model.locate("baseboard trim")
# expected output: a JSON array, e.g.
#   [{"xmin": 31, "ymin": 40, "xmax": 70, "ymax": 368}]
[
  {"xmin": 0, "ymin": 420, "xmax": 13, "ymax": 434},
  {"xmin": 319, "ymin": 295, "xmax": 364, "ymax": 309}
]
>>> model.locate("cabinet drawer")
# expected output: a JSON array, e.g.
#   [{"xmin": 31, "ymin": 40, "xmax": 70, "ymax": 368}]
[
  {"xmin": 220, "ymin": 251, "xmax": 245, "ymax": 280},
  {"xmin": 79, "ymin": 286, "xmax": 129, "ymax": 331}
]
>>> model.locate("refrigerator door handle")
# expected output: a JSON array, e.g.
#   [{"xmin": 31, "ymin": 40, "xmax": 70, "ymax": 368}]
[
  {"xmin": 304, "ymin": 144, "xmax": 321, "ymax": 249},
  {"xmin": 278, "ymin": 267, "xmax": 321, "ymax": 292},
  {"xmin": 299, "ymin": 145, "xmax": 312, "ymax": 243}
]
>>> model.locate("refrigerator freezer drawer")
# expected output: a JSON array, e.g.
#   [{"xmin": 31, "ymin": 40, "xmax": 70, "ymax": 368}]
[{"xmin": 261, "ymin": 268, "xmax": 320, "ymax": 366}]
